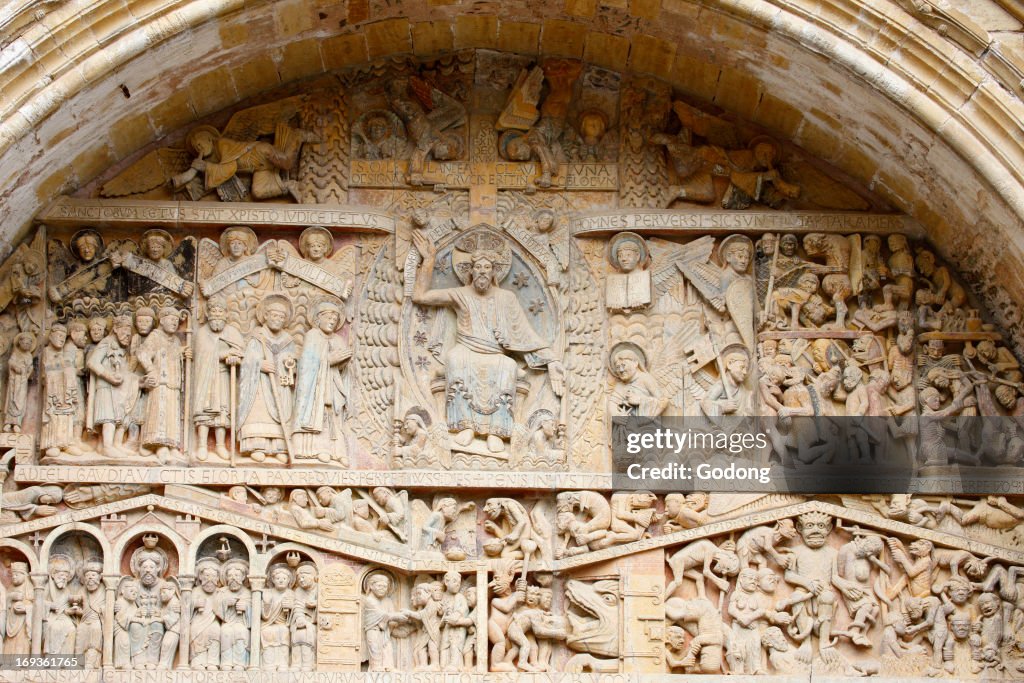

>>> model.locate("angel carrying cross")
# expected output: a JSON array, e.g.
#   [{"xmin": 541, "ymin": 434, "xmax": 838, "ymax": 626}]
[{"xmin": 494, "ymin": 60, "xmax": 582, "ymax": 189}]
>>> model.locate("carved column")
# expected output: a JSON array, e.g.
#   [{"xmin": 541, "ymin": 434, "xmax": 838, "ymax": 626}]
[
  {"xmin": 29, "ymin": 573, "xmax": 45, "ymax": 656},
  {"xmin": 101, "ymin": 575, "xmax": 118, "ymax": 668},
  {"xmin": 0, "ymin": 464, "xmax": 8, "ymax": 519},
  {"xmin": 248, "ymin": 575, "xmax": 265, "ymax": 670},
  {"xmin": 177, "ymin": 574, "xmax": 195, "ymax": 669},
  {"xmin": 475, "ymin": 567, "xmax": 487, "ymax": 673}
]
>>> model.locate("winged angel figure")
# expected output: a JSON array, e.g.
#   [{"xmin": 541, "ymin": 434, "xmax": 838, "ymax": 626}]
[
  {"xmin": 47, "ymin": 229, "xmax": 190, "ymax": 309},
  {"xmin": 668, "ymin": 235, "xmax": 755, "ymax": 352},
  {"xmin": 100, "ymin": 97, "xmax": 319, "ymax": 202},
  {"xmin": 196, "ymin": 226, "xmax": 356, "ymax": 336},
  {"xmin": 0, "ymin": 230, "xmax": 45, "ymax": 334},
  {"xmin": 386, "ymin": 75, "xmax": 467, "ymax": 186},
  {"xmin": 493, "ymin": 66, "xmax": 565, "ymax": 188},
  {"xmin": 653, "ymin": 100, "xmax": 799, "ymax": 210},
  {"xmin": 613, "ymin": 235, "xmax": 755, "ymax": 419}
]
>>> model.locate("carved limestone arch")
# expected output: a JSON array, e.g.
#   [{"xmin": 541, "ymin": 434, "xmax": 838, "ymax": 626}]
[
  {"xmin": 183, "ymin": 525, "xmax": 258, "ymax": 575},
  {"xmin": 0, "ymin": 538, "xmax": 39, "ymax": 574},
  {"xmin": 3, "ymin": 2, "xmax": 1022, "ymax": 225},
  {"xmin": 357, "ymin": 566, "xmax": 404, "ymax": 597},
  {"xmin": 255, "ymin": 542, "xmax": 325, "ymax": 578},
  {"xmin": 3, "ymin": 3, "xmax": 1024, "ymax": 347},
  {"xmin": 110, "ymin": 524, "xmax": 187, "ymax": 577},
  {"xmin": 39, "ymin": 523, "xmax": 111, "ymax": 574}
]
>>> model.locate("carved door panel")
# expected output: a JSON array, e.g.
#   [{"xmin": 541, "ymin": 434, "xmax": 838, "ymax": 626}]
[
  {"xmin": 619, "ymin": 549, "xmax": 665, "ymax": 673},
  {"xmin": 317, "ymin": 563, "xmax": 361, "ymax": 670}
]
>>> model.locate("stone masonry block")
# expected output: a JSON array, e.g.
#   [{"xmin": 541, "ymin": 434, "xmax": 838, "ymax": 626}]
[
  {"xmin": 366, "ymin": 19, "xmax": 412, "ymax": 58},
  {"xmin": 454, "ymin": 16, "xmax": 498, "ymax": 49},
  {"xmin": 498, "ymin": 21, "xmax": 541, "ymax": 54},
  {"xmin": 541, "ymin": 20, "xmax": 587, "ymax": 58},
  {"xmin": 412, "ymin": 21, "xmax": 454, "ymax": 56}
]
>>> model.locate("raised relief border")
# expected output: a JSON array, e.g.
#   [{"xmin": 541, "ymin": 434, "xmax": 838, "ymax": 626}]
[
  {"xmin": 14, "ymin": 465, "xmax": 1024, "ymax": 497},
  {"xmin": 38, "ymin": 198, "xmax": 396, "ymax": 232},
  {"xmin": 571, "ymin": 209, "xmax": 923, "ymax": 236},
  {"xmin": 13, "ymin": 465, "xmax": 615, "ymax": 489}
]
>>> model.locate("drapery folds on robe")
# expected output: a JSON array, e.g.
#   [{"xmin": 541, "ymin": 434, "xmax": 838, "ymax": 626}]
[{"xmin": 440, "ymin": 286, "xmax": 556, "ymax": 439}]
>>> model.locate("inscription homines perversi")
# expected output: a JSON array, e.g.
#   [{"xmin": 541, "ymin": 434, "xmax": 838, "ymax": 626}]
[{"xmin": 0, "ymin": 50, "xmax": 1021, "ymax": 680}]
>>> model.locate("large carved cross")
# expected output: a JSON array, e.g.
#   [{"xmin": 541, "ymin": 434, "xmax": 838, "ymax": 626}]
[{"xmin": 351, "ymin": 116, "xmax": 617, "ymax": 225}]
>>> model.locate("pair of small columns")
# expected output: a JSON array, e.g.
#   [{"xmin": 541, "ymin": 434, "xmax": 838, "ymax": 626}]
[{"xmin": 171, "ymin": 574, "xmax": 268, "ymax": 669}]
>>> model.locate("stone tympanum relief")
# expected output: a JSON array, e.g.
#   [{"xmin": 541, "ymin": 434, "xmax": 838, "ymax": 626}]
[
  {"xmin": 1, "ymin": 49, "xmax": 1022, "ymax": 680},
  {"xmin": 101, "ymin": 98, "xmax": 318, "ymax": 202}
]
